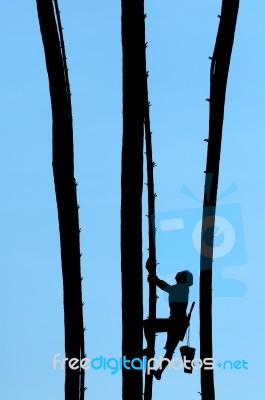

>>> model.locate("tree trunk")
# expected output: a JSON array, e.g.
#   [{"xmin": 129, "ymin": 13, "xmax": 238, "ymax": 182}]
[
  {"xmin": 143, "ymin": 17, "xmax": 157, "ymax": 400},
  {"xmin": 199, "ymin": 2, "xmax": 240, "ymax": 400},
  {"xmin": 36, "ymin": 1, "xmax": 85, "ymax": 399},
  {"xmin": 121, "ymin": 0, "xmax": 146, "ymax": 399}
]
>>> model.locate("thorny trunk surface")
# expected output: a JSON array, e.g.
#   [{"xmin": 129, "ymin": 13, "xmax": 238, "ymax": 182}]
[
  {"xmin": 143, "ymin": 15, "xmax": 157, "ymax": 400},
  {"xmin": 36, "ymin": 1, "xmax": 85, "ymax": 399},
  {"xmin": 121, "ymin": 0, "xmax": 146, "ymax": 399},
  {"xmin": 199, "ymin": 2, "xmax": 240, "ymax": 400}
]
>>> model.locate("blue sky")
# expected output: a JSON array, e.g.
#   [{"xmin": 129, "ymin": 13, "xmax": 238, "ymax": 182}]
[{"xmin": 0, "ymin": 0, "xmax": 264, "ymax": 399}]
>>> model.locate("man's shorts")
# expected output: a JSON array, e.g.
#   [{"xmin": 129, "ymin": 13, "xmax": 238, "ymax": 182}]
[{"xmin": 148, "ymin": 317, "xmax": 185, "ymax": 352}]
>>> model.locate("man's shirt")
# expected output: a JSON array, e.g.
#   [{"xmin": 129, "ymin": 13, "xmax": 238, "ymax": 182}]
[{"xmin": 164, "ymin": 283, "xmax": 189, "ymax": 319}]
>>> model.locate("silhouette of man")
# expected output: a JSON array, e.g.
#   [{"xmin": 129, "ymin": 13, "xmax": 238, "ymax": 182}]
[{"xmin": 144, "ymin": 259, "xmax": 193, "ymax": 380}]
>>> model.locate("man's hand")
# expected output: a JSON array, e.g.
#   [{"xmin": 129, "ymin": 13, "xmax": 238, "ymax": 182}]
[
  {"xmin": 145, "ymin": 258, "xmax": 155, "ymax": 272},
  {"xmin": 147, "ymin": 273, "xmax": 169, "ymax": 291},
  {"xmin": 147, "ymin": 274, "xmax": 156, "ymax": 283}
]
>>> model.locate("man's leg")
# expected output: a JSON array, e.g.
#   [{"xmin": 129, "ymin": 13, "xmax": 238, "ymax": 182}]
[
  {"xmin": 153, "ymin": 342, "xmax": 179, "ymax": 380},
  {"xmin": 143, "ymin": 319, "xmax": 154, "ymax": 355},
  {"xmin": 143, "ymin": 318, "xmax": 170, "ymax": 355},
  {"xmin": 154, "ymin": 323, "xmax": 180, "ymax": 380}
]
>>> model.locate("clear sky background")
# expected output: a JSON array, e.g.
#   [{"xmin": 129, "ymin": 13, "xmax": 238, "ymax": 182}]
[{"xmin": 0, "ymin": 0, "xmax": 264, "ymax": 399}]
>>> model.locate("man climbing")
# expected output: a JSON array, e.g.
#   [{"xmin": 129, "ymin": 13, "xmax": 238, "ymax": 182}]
[{"xmin": 144, "ymin": 259, "xmax": 193, "ymax": 380}]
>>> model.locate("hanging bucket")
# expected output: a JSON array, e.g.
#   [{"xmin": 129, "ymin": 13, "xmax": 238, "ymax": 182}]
[{"xmin": 179, "ymin": 345, "xmax": 196, "ymax": 374}]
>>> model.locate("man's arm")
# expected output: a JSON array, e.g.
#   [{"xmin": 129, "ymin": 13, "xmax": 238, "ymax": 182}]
[
  {"xmin": 145, "ymin": 258, "xmax": 171, "ymax": 291},
  {"xmin": 155, "ymin": 276, "xmax": 170, "ymax": 291},
  {"xmin": 147, "ymin": 274, "xmax": 170, "ymax": 291}
]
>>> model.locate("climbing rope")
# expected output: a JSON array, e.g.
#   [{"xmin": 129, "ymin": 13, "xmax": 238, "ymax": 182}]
[{"xmin": 186, "ymin": 325, "xmax": 191, "ymax": 347}]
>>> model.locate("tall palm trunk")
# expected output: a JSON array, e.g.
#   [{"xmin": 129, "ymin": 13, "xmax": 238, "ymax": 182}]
[
  {"xmin": 36, "ymin": 1, "xmax": 85, "ymax": 399},
  {"xmin": 143, "ymin": 18, "xmax": 157, "ymax": 400},
  {"xmin": 199, "ymin": 2, "xmax": 240, "ymax": 400},
  {"xmin": 121, "ymin": 0, "xmax": 146, "ymax": 399}
]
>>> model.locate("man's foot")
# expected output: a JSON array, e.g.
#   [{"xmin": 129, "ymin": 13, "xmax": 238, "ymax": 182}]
[
  {"xmin": 153, "ymin": 369, "xmax": 162, "ymax": 380},
  {"xmin": 142, "ymin": 347, "xmax": 155, "ymax": 357}
]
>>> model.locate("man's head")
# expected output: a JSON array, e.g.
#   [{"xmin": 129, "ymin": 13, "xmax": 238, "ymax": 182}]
[{"xmin": 175, "ymin": 270, "xmax": 193, "ymax": 286}]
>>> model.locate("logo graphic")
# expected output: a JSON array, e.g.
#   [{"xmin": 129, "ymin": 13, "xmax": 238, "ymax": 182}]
[
  {"xmin": 53, "ymin": 354, "xmax": 249, "ymax": 374},
  {"xmin": 154, "ymin": 185, "xmax": 247, "ymax": 297}
]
